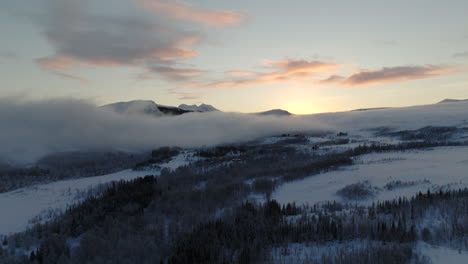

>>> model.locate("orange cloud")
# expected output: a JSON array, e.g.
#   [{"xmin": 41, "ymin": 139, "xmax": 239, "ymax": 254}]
[
  {"xmin": 319, "ymin": 65, "xmax": 458, "ymax": 86},
  {"xmin": 140, "ymin": 0, "xmax": 246, "ymax": 27},
  {"xmin": 264, "ymin": 59, "xmax": 340, "ymax": 73},
  {"xmin": 188, "ymin": 59, "xmax": 341, "ymax": 89},
  {"xmin": 225, "ymin": 70, "xmax": 255, "ymax": 77}
]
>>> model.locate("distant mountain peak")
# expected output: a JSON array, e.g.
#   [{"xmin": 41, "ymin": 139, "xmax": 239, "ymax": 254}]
[
  {"xmin": 178, "ymin": 104, "xmax": 219, "ymax": 112},
  {"xmin": 256, "ymin": 109, "xmax": 292, "ymax": 116},
  {"xmin": 101, "ymin": 100, "xmax": 219, "ymax": 117},
  {"xmin": 101, "ymin": 100, "xmax": 162, "ymax": 116},
  {"xmin": 438, "ymin": 98, "xmax": 468, "ymax": 104}
]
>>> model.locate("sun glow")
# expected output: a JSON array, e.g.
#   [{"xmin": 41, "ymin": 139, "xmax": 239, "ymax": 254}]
[{"xmin": 282, "ymin": 101, "xmax": 318, "ymax": 115}]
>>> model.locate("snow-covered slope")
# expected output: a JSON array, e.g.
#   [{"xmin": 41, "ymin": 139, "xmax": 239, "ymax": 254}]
[
  {"xmin": 417, "ymin": 242, "xmax": 468, "ymax": 264},
  {"xmin": 273, "ymin": 146, "xmax": 468, "ymax": 206},
  {"xmin": 102, "ymin": 100, "xmax": 219, "ymax": 117},
  {"xmin": 0, "ymin": 170, "xmax": 150, "ymax": 236},
  {"xmin": 178, "ymin": 103, "xmax": 219, "ymax": 112},
  {"xmin": 101, "ymin": 100, "xmax": 163, "ymax": 117},
  {"xmin": 310, "ymin": 101, "xmax": 468, "ymax": 132},
  {"xmin": 0, "ymin": 152, "xmax": 193, "ymax": 236}
]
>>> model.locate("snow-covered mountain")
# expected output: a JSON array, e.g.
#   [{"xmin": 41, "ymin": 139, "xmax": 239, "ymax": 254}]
[
  {"xmin": 101, "ymin": 100, "xmax": 196, "ymax": 117},
  {"xmin": 101, "ymin": 100, "xmax": 163, "ymax": 117},
  {"xmin": 178, "ymin": 103, "xmax": 219, "ymax": 112}
]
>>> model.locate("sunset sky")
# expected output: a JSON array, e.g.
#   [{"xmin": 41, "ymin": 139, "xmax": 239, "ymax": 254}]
[{"xmin": 1, "ymin": 0, "xmax": 467, "ymax": 114}]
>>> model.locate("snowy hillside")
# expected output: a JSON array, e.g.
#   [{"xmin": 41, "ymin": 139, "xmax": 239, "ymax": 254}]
[
  {"xmin": 101, "ymin": 100, "xmax": 204, "ymax": 117},
  {"xmin": 273, "ymin": 146, "xmax": 468, "ymax": 206},
  {"xmin": 0, "ymin": 152, "xmax": 193, "ymax": 236},
  {"xmin": 312, "ymin": 100, "xmax": 468, "ymax": 132},
  {"xmin": 101, "ymin": 100, "xmax": 163, "ymax": 117},
  {"xmin": 178, "ymin": 103, "xmax": 219, "ymax": 112}
]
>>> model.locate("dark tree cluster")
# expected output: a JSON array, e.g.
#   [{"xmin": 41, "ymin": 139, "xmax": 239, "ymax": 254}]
[
  {"xmin": 1, "ymin": 151, "xmax": 150, "ymax": 193},
  {"xmin": 134, "ymin": 147, "xmax": 181, "ymax": 169}
]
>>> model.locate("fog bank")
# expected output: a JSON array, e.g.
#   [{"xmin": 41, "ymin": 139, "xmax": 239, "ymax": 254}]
[{"xmin": 0, "ymin": 98, "xmax": 326, "ymax": 164}]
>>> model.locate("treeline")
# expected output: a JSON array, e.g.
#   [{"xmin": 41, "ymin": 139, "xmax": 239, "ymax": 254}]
[
  {"xmin": 384, "ymin": 126, "xmax": 458, "ymax": 141},
  {"xmin": 134, "ymin": 147, "xmax": 181, "ymax": 169},
  {"xmin": 0, "ymin": 151, "xmax": 150, "ymax": 193},
  {"xmin": 0, "ymin": 167, "xmax": 49, "ymax": 192},
  {"xmin": 170, "ymin": 189, "xmax": 468, "ymax": 263}
]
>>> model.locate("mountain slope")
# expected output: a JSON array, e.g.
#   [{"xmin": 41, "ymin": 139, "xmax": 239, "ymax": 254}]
[
  {"xmin": 438, "ymin": 98, "xmax": 468, "ymax": 104},
  {"xmin": 101, "ymin": 100, "xmax": 163, "ymax": 116},
  {"xmin": 178, "ymin": 104, "xmax": 219, "ymax": 112}
]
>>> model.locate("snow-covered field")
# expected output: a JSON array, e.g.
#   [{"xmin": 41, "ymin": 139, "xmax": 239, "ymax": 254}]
[
  {"xmin": 312, "ymin": 101, "xmax": 468, "ymax": 132},
  {"xmin": 0, "ymin": 169, "xmax": 151, "ymax": 236},
  {"xmin": 273, "ymin": 146, "xmax": 468, "ymax": 206},
  {"xmin": 269, "ymin": 241, "xmax": 468, "ymax": 264},
  {"xmin": 417, "ymin": 242, "xmax": 468, "ymax": 264},
  {"xmin": 0, "ymin": 153, "xmax": 192, "ymax": 236}
]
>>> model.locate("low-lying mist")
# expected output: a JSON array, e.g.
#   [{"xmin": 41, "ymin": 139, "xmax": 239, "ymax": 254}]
[{"xmin": 0, "ymin": 98, "xmax": 327, "ymax": 164}]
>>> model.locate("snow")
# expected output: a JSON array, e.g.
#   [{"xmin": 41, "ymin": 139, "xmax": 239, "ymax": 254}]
[
  {"xmin": 161, "ymin": 151, "xmax": 194, "ymax": 171},
  {"xmin": 0, "ymin": 152, "xmax": 194, "ymax": 236},
  {"xmin": 0, "ymin": 169, "xmax": 153, "ymax": 236},
  {"xmin": 418, "ymin": 242, "xmax": 468, "ymax": 264},
  {"xmin": 101, "ymin": 100, "xmax": 162, "ymax": 116},
  {"xmin": 273, "ymin": 146, "xmax": 468, "ymax": 206},
  {"xmin": 178, "ymin": 103, "xmax": 218, "ymax": 112},
  {"xmin": 269, "ymin": 241, "xmax": 468, "ymax": 263},
  {"xmin": 269, "ymin": 240, "xmax": 369, "ymax": 264},
  {"xmin": 311, "ymin": 101, "xmax": 468, "ymax": 133}
]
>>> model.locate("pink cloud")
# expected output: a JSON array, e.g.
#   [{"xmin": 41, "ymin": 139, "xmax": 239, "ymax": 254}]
[
  {"xmin": 187, "ymin": 59, "xmax": 341, "ymax": 89},
  {"xmin": 319, "ymin": 65, "xmax": 458, "ymax": 86},
  {"xmin": 140, "ymin": 0, "xmax": 246, "ymax": 27},
  {"xmin": 225, "ymin": 70, "xmax": 255, "ymax": 77}
]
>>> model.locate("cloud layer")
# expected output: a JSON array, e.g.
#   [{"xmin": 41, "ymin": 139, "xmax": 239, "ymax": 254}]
[
  {"xmin": 140, "ymin": 0, "xmax": 246, "ymax": 27},
  {"xmin": 186, "ymin": 59, "xmax": 341, "ymax": 89},
  {"xmin": 180, "ymin": 59, "xmax": 457, "ymax": 90},
  {"xmin": 33, "ymin": 0, "xmax": 245, "ymax": 82},
  {"xmin": 319, "ymin": 65, "xmax": 457, "ymax": 86},
  {"xmin": 0, "ymin": 98, "xmax": 325, "ymax": 164}
]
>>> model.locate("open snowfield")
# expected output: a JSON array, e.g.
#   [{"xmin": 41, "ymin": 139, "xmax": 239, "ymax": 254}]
[
  {"xmin": 269, "ymin": 242, "xmax": 468, "ymax": 264},
  {"xmin": 312, "ymin": 101, "xmax": 468, "ymax": 132},
  {"xmin": 273, "ymin": 146, "xmax": 468, "ymax": 206},
  {"xmin": 417, "ymin": 242, "xmax": 468, "ymax": 264},
  {"xmin": 0, "ymin": 169, "xmax": 152, "ymax": 236},
  {"xmin": 0, "ymin": 152, "xmax": 192, "ymax": 236}
]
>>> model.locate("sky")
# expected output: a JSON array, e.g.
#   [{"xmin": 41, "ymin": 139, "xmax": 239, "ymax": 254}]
[{"xmin": 1, "ymin": 0, "xmax": 467, "ymax": 114}]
